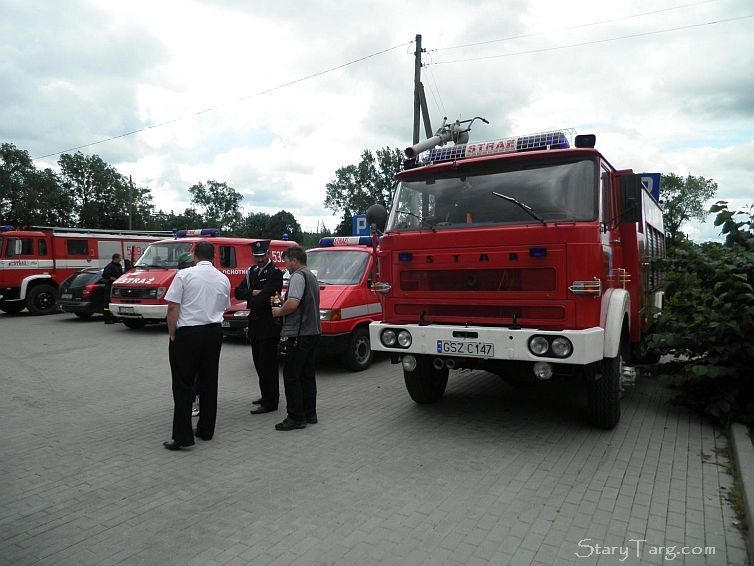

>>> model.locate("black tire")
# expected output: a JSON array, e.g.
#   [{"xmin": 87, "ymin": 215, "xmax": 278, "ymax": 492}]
[
  {"xmin": 343, "ymin": 327, "xmax": 373, "ymax": 371},
  {"xmin": 404, "ymin": 355, "xmax": 449, "ymax": 404},
  {"xmin": 74, "ymin": 312, "xmax": 93, "ymax": 319},
  {"xmin": 587, "ymin": 354, "xmax": 622, "ymax": 429},
  {"xmin": 631, "ymin": 341, "xmax": 660, "ymax": 365},
  {"xmin": 122, "ymin": 318, "xmax": 148, "ymax": 329},
  {"xmin": 26, "ymin": 284, "xmax": 58, "ymax": 315},
  {"xmin": 0, "ymin": 302, "xmax": 25, "ymax": 314}
]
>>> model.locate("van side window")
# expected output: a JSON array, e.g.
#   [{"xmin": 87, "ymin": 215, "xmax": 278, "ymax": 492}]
[
  {"xmin": 4, "ymin": 238, "xmax": 34, "ymax": 257},
  {"xmin": 38, "ymin": 239, "xmax": 48, "ymax": 256},
  {"xmin": 219, "ymin": 246, "xmax": 236, "ymax": 268},
  {"xmin": 67, "ymin": 239, "xmax": 88, "ymax": 255}
]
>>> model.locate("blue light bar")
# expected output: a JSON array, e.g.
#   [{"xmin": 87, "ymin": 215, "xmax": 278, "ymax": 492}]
[
  {"xmin": 529, "ymin": 247, "xmax": 547, "ymax": 257},
  {"xmin": 318, "ymin": 236, "xmax": 372, "ymax": 247},
  {"xmin": 0, "ymin": 225, "xmax": 16, "ymax": 232},
  {"xmin": 173, "ymin": 228, "xmax": 220, "ymax": 238}
]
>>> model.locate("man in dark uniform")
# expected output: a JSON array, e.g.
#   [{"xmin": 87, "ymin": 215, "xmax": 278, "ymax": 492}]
[
  {"xmin": 102, "ymin": 253, "xmax": 123, "ymax": 324},
  {"xmin": 235, "ymin": 240, "xmax": 284, "ymax": 414}
]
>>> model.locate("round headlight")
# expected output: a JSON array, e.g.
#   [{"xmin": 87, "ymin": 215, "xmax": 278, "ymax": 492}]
[
  {"xmin": 529, "ymin": 336, "xmax": 549, "ymax": 356},
  {"xmin": 397, "ymin": 330, "xmax": 412, "ymax": 348},
  {"xmin": 551, "ymin": 337, "xmax": 572, "ymax": 358},
  {"xmin": 381, "ymin": 329, "xmax": 397, "ymax": 347},
  {"xmin": 402, "ymin": 354, "xmax": 417, "ymax": 372}
]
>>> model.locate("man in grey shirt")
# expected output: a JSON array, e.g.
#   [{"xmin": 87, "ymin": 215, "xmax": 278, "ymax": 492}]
[{"xmin": 271, "ymin": 245, "xmax": 321, "ymax": 430}]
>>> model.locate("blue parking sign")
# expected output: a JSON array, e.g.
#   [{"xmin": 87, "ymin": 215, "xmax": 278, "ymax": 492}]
[
  {"xmin": 638, "ymin": 173, "xmax": 661, "ymax": 202},
  {"xmin": 352, "ymin": 214, "xmax": 369, "ymax": 236}
]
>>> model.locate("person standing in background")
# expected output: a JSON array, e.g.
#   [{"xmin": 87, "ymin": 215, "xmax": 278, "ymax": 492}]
[{"xmin": 102, "ymin": 253, "xmax": 123, "ymax": 324}]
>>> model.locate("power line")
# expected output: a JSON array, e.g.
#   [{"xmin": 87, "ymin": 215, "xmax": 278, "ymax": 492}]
[
  {"xmin": 433, "ymin": 0, "xmax": 720, "ymax": 52},
  {"xmin": 34, "ymin": 40, "xmax": 413, "ymax": 160},
  {"xmin": 426, "ymin": 63, "xmax": 447, "ymax": 119},
  {"xmin": 433, "ymin": 14, "xmax": 753, "ymax": 65}
]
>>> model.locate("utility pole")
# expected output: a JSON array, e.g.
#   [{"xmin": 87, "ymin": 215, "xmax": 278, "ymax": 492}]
[
  {"xmin": 412, "ymin": 34, "xmax": 433, "ymax": 145},
  {"xmin": 128, "ymin": 175, "xmax": 133, "ymax": 230}
]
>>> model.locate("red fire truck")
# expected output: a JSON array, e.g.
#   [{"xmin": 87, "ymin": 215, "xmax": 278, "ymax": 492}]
[
  {"xmin": 110, "ymin": 229, "xmax": 294, "ymax": 329},
  {"xmin": 0, "ymin": 225, "xmax": 170, "ymax": 315},
  {"xmin": 367, "ymin": 126, "xmax": 664, "ymax": 428}
]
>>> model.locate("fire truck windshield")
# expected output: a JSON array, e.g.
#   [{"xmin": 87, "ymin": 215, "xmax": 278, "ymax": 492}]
[
  {"xmin": 387, "ymin": 157, "xmax": 597, "ymax": 231},
  {"xmin": 307, "ymin": 250, "xmax": 370, "ymax": 285},
  {"xmin": 135, "ymin": 242, "xmax": 193, "ymax": 268}
]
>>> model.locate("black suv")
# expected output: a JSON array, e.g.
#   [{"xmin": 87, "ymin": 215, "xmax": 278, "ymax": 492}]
[{"xmin": 58, "ymin": 268, "xmax": 106, "ymax": 319}]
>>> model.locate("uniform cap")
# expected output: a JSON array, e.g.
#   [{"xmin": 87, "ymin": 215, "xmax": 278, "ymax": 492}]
[
  {"xmin": 177, "ymin": 252, "xmax": 194, "ymax": 265},
  {"xmin": 252, "ymin": 240, "xmax": 271, "ymax": 256}
]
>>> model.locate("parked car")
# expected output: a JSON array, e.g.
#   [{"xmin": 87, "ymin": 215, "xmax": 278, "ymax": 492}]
[
  {"xmin": 222, "ymin": 298, "xmax": 250, "ymax": 339},
  {"xmin": 58, "ymin": 268, "xmax": 106, "ymax": 318}
]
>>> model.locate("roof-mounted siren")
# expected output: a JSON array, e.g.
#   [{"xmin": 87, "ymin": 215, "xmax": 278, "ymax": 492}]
[
  {"xmin": 404, "ymin": 116, "xmax": 489, "ymax": 160},
  {"xmin": 575, "ymin": 134, "xmax": 596, "ymax": 148}
]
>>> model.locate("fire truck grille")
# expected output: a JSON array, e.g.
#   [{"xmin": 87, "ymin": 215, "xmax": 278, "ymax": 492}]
[
  {"xmin": 394, "ymin": 304, "xmax": 565, "ymax": 321},
  {"xmin": 112, "ymin": 287, "xmax": 149, "ymax": 298},
  {"xmin": 400, "ymin": 268, "xmax": 555, "ymax": 292}
]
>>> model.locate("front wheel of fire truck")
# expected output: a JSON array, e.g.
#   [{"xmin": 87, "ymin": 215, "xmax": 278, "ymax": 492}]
[
  {"xmin": 27, "ymin": 284, "xmax": 58, "ymax": 315},
  {"xmin": 403, "ymin": 355, "xmax": 449, "ymax": 404},
  {"xmin": 343, "ymin": 327, "xmax": 373, "ymax": 372},
  {"xmin": 586, "ymin": 353, "xmax": 622, "ymax": 429},
  {"xmin": 122, "ymin": 318, "xmax": 148, "ymax": 329},
  {"xmin": 0, "ymin": 301, "xmax": 25, "ymax": 314}
]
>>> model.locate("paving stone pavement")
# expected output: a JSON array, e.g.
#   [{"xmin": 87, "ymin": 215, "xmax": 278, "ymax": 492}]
[{"xmin": 0, "ymin": 313, "xmax": 749, "ymax": 565}]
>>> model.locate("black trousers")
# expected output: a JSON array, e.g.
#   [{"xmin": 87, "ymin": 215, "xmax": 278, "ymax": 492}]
[
  {"xmin": 168, "ymin": 324, "xmax": 223, "ymax": 443},
  {"xmin": 282, "ymin": 334, "xmax": 319, "ymax": 422},
  {"xmin": 250, "ymin": 333, "xmax": 280, "ymax": 409}
]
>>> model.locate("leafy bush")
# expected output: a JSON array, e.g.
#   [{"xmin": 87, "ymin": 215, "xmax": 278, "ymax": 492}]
[{"xmin": 647, "ymin": 202, "xmax": 754, "ymax": 425}]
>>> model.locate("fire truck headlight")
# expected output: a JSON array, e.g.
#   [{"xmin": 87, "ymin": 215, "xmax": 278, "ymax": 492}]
[
  {"xmin": 156, "ymin": 287, "xmax": 167, "ymax": 299},
  {"xmin": 381, "ymin": 329, "xmax": 397, "ymax": 347},
  {"xmin": 529, "ymin": 336, "xmax": 549, "ymax": 356},
  {"xmin": 402, "ymin": 354, "xmax": 417, "ymax": 372},
  {"xmin": 397, "ymin": 330, "xmax": 412, "ymax": 348},
  {"xmin": 551, "ymin": 337, "xmax": 573, "ymax": 358},
  {"xmin": 233, "ymin": 310, "xmax": 250, "ymax": 317}
]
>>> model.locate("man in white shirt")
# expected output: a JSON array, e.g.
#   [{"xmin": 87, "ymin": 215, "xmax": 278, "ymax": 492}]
[{"xmin": 163, "ymin": 241, "xmax": 231, "ymax": 450}]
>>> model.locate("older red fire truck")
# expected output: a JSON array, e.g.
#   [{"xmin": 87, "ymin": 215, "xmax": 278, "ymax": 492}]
[
  {"xmin": 368, "ymin": 125, "xmax": 664, "ymax": 428},
  {"xmin": 110, "ymin": 229, "xmax": 294, "ymax": 329},
  {"xmin": 0, "ymin": 225, "xmax": 170, "ymax": 315}
]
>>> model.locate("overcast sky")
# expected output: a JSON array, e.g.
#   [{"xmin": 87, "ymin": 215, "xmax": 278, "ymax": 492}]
[{"xmin": 2, "ymin": 0, "xmax": 752, "ymax": 239}]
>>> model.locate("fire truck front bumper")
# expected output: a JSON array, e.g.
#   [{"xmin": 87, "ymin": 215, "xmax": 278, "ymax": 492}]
[
  {"xmin": 369, "ymin": 323, "xmax": 605, "ymax": 366},
  {"xmin": 110, "ymin": 303, "xmax": 167, "ymax": 320}
]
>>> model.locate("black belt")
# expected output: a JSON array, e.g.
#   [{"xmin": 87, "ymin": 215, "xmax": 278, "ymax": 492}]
[{"xmin": 176, "ymin": 323, "xmax": 222, "ymax": 332}]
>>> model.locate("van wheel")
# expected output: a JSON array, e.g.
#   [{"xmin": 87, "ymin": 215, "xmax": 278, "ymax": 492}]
[
  {"xmin": 343, "ymin": 327, "xmax": 373, "ymax": 371},
  {"xmin": 586, "ymin": 354, "xmax": 622, "ymax": 429},
  {"xmin": 27, "ymin": 284, "xmax": 58, "ymax": 315},
  {"xmin": 404, "ymin": 356, "xmax": 448, "ymax": 404},
  {"xmin": 122, "ymin": 319, "xmax": 147, "ymax": 329},
  {"xmin": 0, "ymin": 302, "xmax": 25, "ymax": 314}
]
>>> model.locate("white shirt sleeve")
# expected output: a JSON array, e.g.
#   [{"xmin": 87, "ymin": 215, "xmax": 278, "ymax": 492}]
[{"xmin": 164, "ymin": 270, "xmax": 184, "ymax": 304}]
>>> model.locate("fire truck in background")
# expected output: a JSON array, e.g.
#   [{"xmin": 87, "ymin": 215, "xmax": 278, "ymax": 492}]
[
  {"xmin": 0, "ymin": 225, "xmax": 170, "ymax": 315},
  {"xmin": 110, "ymin": 229, "xmax": 294, "ymax": 329},
  {"xmin": 367, "ymin": 122, "xmax": 665, "ymax": 429}
]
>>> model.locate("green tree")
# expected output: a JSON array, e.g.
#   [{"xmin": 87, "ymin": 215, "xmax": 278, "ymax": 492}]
[
  {"xmin": 0, "ymin": 143, "xmax": 73, "ymax": 226},
  {"xmin": 661, "ymin": 173, "xmax": 717, "ymax": 245},
  {"xmin": 267, "ymin": 210, "xmax": 302, "ymax": 243},
  {"xmin": 58, "ymin": 152, "xmax": 154, "ymax": 229},
  {"xmin": 238, "ymin": 211, "xmax": 271, "ymax": 238},
  {"xmin": 188, "ymin": 180, "xmax": 243, "ymax": 233},
  {"xmin": 324, "ymin": 147, "xmax": 403, "ymax": 223},
  {"xmin": 149, "ymin": 208, "xmax": 204, "ymax": 231}
]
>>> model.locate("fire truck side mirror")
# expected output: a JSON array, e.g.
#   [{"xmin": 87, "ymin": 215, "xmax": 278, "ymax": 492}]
[
  {"xmin": 366, "ymin": 204, "xmax": 388, "ymax": 233},
  {"xmin": 620, "ymin": 175, "xmax": 644, "ymax": 225}
]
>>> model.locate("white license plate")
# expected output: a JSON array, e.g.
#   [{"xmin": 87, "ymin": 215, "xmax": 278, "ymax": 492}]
[
  {"xmin": 437, "ymin": 340, "xmax": 494, "ymax": 357},
  {"xmin": 120, "ymin": 306, "xmax": 135, "ymax": 315},
  {"xmin": 61, "ymin": 293, "xmax": 72, "ymax": 299},
  {"xmin": 222, "ymin": 320, "xmax": 230, "ymax": 328}
]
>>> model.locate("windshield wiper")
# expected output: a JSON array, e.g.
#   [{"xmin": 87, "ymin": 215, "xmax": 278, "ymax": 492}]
[
  {"xmin": 490, "ymin": 192, "xmax": 546, "ymax": 225},
  {"xmin": 396, "ymin": 210, "xmax": 436, "ymax": 231}
]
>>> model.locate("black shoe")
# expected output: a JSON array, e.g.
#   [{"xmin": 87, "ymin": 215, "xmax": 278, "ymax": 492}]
[
  {"xmin": 194, "ymin": 429, "xmax": 212, "ymax": 441},
  {"xmin": 163, "ymin": 439, "xmax": 194, "ymax": 450},
  {"xmin": 275, "ymin": 418, "xmax": 306, "ymax": 431},
  {"xmin": 306, "ymin": 415, "xmax": 318, "ymax": 424},
  {"xmin": 252, "ymin": 398, "xmax": 263, "ymax": 405},
  {"xmin": 250, "ymin": 406, "xmax": 276, "ymax": 415}
]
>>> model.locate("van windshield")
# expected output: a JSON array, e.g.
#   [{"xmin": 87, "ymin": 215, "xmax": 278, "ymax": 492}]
[
  {"xmin": 387, "ymin": 157, "xmax": 597, "ymax": 231},
  {"xmin": 307, "ymin": 250, "xmax": 370, "ymax": 285},
  {"xmin": 135, "ymin": 242, "xmax": 193, "ymax": 268}
]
